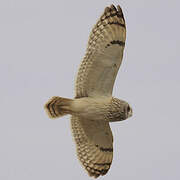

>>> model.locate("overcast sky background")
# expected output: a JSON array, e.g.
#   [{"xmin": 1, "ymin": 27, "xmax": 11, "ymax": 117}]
[{"xmin": 1, "ymin": 0, "xmax": 180, "ymax": 179}]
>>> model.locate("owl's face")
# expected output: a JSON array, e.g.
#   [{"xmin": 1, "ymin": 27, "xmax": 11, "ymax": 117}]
[
  {"xmin": 125, "ymin": 103, "xmax": 133, "ymax": 119},
  {"xmin": 119, "ymin": 101, "xmax": 133, "ymax": 121}
]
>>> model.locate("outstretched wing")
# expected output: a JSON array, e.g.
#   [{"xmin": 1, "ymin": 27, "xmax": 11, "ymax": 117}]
[
  {"xmin": 75, "ymin": 5, "xmax": 126, "ymax": 98},
  {"xmin": 71, "ymin": 116, "xmax": 113, "ymax": 178}
]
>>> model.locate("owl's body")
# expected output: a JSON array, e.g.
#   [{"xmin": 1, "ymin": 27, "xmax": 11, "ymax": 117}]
[{"xmin": 44, "ymin": 5, "xmax": 132, "ymax": 178}]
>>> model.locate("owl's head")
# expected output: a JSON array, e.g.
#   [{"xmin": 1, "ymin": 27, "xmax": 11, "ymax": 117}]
[
  {"xmin": 111, "ymin": 98, "xmax": 133, "ymax": 121},
  {"xmin": 124, "ymin": 103, "xmax": 133, "ymax": 119}
]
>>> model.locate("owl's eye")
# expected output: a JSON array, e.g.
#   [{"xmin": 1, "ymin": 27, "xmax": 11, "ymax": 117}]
[{"xmin": 127, "ymin": 105, "xmax": 131, "ymax": 112}]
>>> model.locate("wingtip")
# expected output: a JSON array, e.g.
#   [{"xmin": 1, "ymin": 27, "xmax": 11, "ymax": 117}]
[
  {"xmin": 88, "ymin": 171, "xmax": 100, "ymax": 178},
  {"xmin": 117, "ymin": 5, "xmax": 121, "ymax": 11},
  {"xmin": 87, "ymin": 169, "xmax": 108, "ymax": 178},
  {"xmin": 104, "ymin": 4, "xmax": 123, "ymax": 14},
  {"xmin": 110, "ymin": 4, "xmax": 116, "ymax": 11},
  {"xmin": 104, "ymin": 6, "xmax": 111, "ymax": 13},
  {"xmin": 117, "ymin": 5, "xmax": 123, "ymax": 14}
]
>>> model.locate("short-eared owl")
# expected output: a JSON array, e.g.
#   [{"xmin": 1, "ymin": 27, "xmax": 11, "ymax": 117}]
[{"xmin": 44, "ymin": 4, "xmax": 132, "ymax": 178}]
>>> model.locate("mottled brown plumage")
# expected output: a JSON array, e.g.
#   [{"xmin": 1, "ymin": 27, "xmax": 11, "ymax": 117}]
[
  {"xmin": 75, "ymin": 4, "xmax": 126, "ymax": 98},
  {"xmin": 44, "ymin": 4, "xmax": 132, "ymax": 178}
]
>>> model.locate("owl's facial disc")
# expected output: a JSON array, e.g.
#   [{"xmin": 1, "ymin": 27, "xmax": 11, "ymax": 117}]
[{"xmin": 126, "ymin": 105, "xmax": 133, "ymax": 118}]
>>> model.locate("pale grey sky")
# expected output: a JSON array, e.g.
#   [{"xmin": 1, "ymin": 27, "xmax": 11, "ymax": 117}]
[{"xmin": 1, "ymin": 0, "xmax": 180, "ymax": 179}]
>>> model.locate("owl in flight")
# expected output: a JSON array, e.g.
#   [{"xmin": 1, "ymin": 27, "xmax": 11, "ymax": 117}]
[{"xmin": 44, "ymin": 4, "xmax": 132, "ymax": 178}]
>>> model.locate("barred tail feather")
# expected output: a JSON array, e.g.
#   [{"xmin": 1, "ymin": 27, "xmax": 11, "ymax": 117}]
[{"xmin": 44, "ymin": 96, "xmax": 73, "ymax": 119}]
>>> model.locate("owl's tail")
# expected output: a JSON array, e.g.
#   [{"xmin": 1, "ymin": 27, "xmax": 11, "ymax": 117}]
[{"xmin": 44, "ymin": 96, "xmax": 73, "ymax": 119}]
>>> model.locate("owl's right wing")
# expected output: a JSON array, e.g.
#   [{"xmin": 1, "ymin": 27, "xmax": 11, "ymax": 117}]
[
  {"xmin": 71, "ymin": 116, "xmax": 113, "ymax": 178},
  {"xmin": 75, "ymin": 5, "xmax": 126, "ymax": 98}
]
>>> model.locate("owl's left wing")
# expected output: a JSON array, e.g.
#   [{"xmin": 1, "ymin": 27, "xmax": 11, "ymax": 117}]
[
  {"xmin": 71, "ymin": 116, "xmax": 113, "ymax": 178},
  {"xmin": 75, "ymin": 5, "xmax": 126, "ymax": 98}
]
